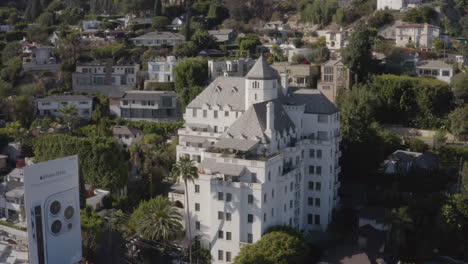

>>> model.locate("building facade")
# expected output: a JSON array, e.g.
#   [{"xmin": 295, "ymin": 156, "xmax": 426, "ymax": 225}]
[
  {"xmin": 317, "ymin": 58, "xmax": 354, "ymax": 103},
  {"xmin": 377, "ymin": 0, "xmax": 421, "ymax": 10},
  {"xmin": 325, "ymin": 30, "xmax": 350, "ymax": 51},
  {"xmin": 208, "ymin": 58, "xmax": 256, "ymax": 81},
  {"xmin": 271, "ymin": 62, "xmax": 319, "ymax": 88},
  {"xmin": 110, "ymin": 91, "xmax": 181, "ymax": 122},
  {"xmin": 148, "ymin": 56, "xmax": 178, "ymax": 82},
  {"xmin": 415, "ymin": 60, "xmax": 456, "ymax": 83},
  {"xmin": 36, "ymin": 95, "xmax": 93, "ymax": 119},
  {"xmin": 395, "ymin": 23, "xmax": 441, "ymax": 50},
  {"xmin": 171, "ymin": 57, "xmax": 341, "ymax": 263},
  {"xmin": 73, "ymin": 60, "xmax": 139, "ymax": 89}
]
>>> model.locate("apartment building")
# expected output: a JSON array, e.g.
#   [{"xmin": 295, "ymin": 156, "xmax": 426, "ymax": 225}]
[
  {"xmin": 170, "ymin": 57, "xmax": 341, "ymax": 263},
  {"xmin": 110, "ymin": 90, "xmax": 181, "ymax": 122},
  {"xmin": 317, "ymin": 58, "xmax": 354, "ymax": 103},
  {"xmin": 208, "ymin": 58, "xmax": 256, "ymax": 81},
  {"xmin": 395, "ymin": 23, "xmax": 441, "ymax": 50},
  {"xmin": 415, "ymin": 59, "xmax": 456, "ymax": 83},
  {"xmin": 36, "ymin": 95, "xmax": 93, "ymax": 119},
  {"xmin": 73, "ymin": 60, "xmax": 140, "ymax": 90},
  {"xmin": 148, "ymin": 56, "xmax": 178, "ymax": 82}
]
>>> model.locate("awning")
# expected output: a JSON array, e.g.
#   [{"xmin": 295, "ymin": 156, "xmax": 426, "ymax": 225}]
[
  {"xmin": 199, "ymin": 158, "xmax": 245, "ymax": 176},
  {"xmin": 181, "ymin": 135, "xmax": 206, "ymax": 144},
  {"xmin": 214, "ymin": 138, "xmax": 259, "ymax": 152}
]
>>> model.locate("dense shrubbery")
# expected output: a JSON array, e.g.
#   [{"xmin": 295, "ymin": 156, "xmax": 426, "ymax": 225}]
[
  {"xmin": 33, "ymin": 134, "xmax": 128, "ymax": 191},
  {"xmin": 144, "ymin": 81, "xmax": 175, "ymax": 91},
  {"xmin": 368, "ymin": 10, "xmax": 394, "ymax": 28},
  {"xmin": 403, "ymin": 6, "xmax": 435, "ymax": 24},
  {"xmin": 369, "ymin": 74, "xmax": 454, "ymax": 128}
]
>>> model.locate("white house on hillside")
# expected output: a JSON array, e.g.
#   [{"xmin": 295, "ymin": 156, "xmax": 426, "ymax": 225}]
[
  {"xmin": 170, "ymin": 57, "xmax": 341, "ymax": 263},
  {"xmin": 112, "ymin": 125, "xmax": 143, "ymax": 149},
  {"xmin": 148, "ymin": 56, "xmax": 178, "ymax": 82},
  {"xmin": 377, "ymin": 0, "xmax": 421, "ymax": 10},
  {"xmin": 395, "ymin": 23, "xmax": 441, "ymax": 50},
  {"xmin": 36, "ymin": 95, "xmax": 93, "ymax": 119},
  {"xmin": 415, "ymin": 60, "xmax": 456, "ymax": 83}
]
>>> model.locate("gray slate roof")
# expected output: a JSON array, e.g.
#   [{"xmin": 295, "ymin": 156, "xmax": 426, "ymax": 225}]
[
  {"xmin": 187, "ymin": 77, "xmax": 246, "ymax": 111},
  {"xmin": 214, "ymin": 138, "xmax": 259, "ymax": 152},
  {"xmin": 199, "ymin": 158, "xmax": 245, "ymax": 176},
  {"xmin": 245, "ymin": 56, "xmax": 280, "ymax": 80},
  {"xmin": 416, "ymin": 60, "xmax": 454, "ymax": 69},
  {"xmin": 222, "ymin": 99, "xmax": 295, "ymax": 143},
  {"xmin": 131, "ymin": 31, "xmax": 185, "ymax": 40},
  {"xmin": 284, "ymin": 89, "xmax": 339, "ymax": 114},
  {"xmin": 36, "ymin": 95, "xmax": 92, "ymax": 103}
]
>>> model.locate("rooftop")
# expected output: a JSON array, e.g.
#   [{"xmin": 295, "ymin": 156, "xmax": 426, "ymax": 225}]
[
  {"xmin": 245, "ymin": 56, "xmax": 280, "ymax": 80},
  {"xmin": 131, "ymin": 31, "xmax": 185, "ymax": 40},
  {"xmin": 36, "ymin": 95, "xmax": 92, "ymax": 103},
  {"xmin": 416, "ymin": 60, "xmax": 454, "ymax": 69},
  {"xmin": 284, "ymin": 89, "xmax": 339, "ymax": 115},
  {"xmin": 397, "ymin": 23, "xmax": 440, "ymax": 29},
  {"xmin": 112, "ymin": 125, "xmax": 143, "ymax": 136}
]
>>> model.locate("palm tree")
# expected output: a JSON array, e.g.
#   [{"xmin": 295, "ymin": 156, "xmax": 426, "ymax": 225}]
[
  {"xmin": 172, "ymin": 156, "xmax": 198, "ymax": 264},
  {"xmin": 134, "ymin": 196, "xmax": 183, "ymax": 241}
]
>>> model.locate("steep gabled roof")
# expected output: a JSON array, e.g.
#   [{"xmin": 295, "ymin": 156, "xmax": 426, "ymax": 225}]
[
  {"xmin": 245, "ymin": 56, "xmax": 280, "ymax": 80},
  {"xmin": 221, "ymin": 99, "xmax": 295, "ymax": 143},
  {"xmin": 284, "ymin": 89, "xmax": 339, "ymax": 114},
  {"xmin": 187, "ymin": 77, "xmax": 246, "ymax": 111}
]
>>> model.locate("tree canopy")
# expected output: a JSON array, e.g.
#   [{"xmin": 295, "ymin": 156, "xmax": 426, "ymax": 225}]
[
  {"xmin": 234, "ymin": 229, "xmax": 308, "ymax": 264},
  {"xmin": 342, "ymin": 21, "xmax": 375, "ymax": 82},
  {"xmin": 174, "ymin": 57, "xmax": 208, "ymax": 109}
]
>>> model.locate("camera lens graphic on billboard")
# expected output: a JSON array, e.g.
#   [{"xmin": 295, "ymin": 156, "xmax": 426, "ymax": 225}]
[{"xmin": 23, "ymin": 155, "xmax": 82, "ymax": 264}]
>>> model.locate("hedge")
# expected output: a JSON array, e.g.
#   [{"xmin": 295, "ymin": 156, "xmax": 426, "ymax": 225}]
[{"xmin": 144, "ymin": 81, "xmax": 175, "ymax": 91}]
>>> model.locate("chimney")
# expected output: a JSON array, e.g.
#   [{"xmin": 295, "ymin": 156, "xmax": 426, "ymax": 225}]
[
  {"xmin": 266, "ymin": 101, "xmax": 274, "ymax": 133},
  {"xmin": 280, "ymin": 73, "xmax": 289, "ymax": 96}
]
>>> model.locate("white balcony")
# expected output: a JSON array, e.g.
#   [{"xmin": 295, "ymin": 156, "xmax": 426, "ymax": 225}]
[{"xmin": 178, "ymin": 128, "xmax": 221, "ymax": 138}]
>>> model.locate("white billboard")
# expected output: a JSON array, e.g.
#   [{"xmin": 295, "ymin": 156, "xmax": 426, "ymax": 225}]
[{"xmin": 23, "ymin": 155, "xmax": 82, "ymax": 264}]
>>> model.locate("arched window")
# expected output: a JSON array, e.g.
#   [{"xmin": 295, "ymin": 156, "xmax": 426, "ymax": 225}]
[{"xmin": 252, "ymin": 81, "xmax": 259, "ymax": 89}]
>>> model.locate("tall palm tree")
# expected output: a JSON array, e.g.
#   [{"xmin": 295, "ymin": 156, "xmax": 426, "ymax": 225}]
[
  {"xmin": 172, "ymin": 156, "xmax": 198, "ymax": 264},
  {"xmin": 134, "ymin": 196, "xmax": 183, "ymax": 241}
]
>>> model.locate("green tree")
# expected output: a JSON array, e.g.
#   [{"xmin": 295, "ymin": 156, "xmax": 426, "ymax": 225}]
[
  {"xmin": 154, "ymin": 0, "xmax": 162, "ymax": 16},
  {"xmin": 0, "ymin": 80, "xmax": 13, "ymax": 98},
  {"xmin": 191, "ymin": 30, "xmax": 217, "ymax": 50},
  {"xmin": 408, "ymin": 138, "xmax": 429, "ymax": 152},
  {"xmin": 234, "ymin": 230, "xmax": 308, "ymax": 264},
  {"xmin": 403, "ymin": 6, "xmax": 435, "ymax": 23},
  {"xmin": 18, "ymin": 83, "xmax": 45, "ymax": 97},
  {"xmin": 7, "ymin": 96, "xmax": 34, "ymax": 127},
  {"xmin": 33, "ymin": 134, "xmax": 128, "ymax": 191},
  {"xmin": 342, "ymin": 21, "xmax": 375, "ymax": 82},
  {"xmin": 59, "ymin": 104, "xmax": 79, "ymax": 131},
  {"xmin": 130, "ymin": 196, "xmax": 183, "ymax": 241},
  {"xmin": 172, "ymin": 156, "xmax": 198, "ymax": 264},
  {"xmin": 81, "ymin": 205, "xmax": 105, "ymax": 262},
  {"xmin": 152, "ymin": 16, "xmax": 169, "ymax": 29},
  {"xmin": 25, "ymin": 0, "xmax": 42, "ymax": 21},
  {"xmin": 448, "ymin": 105, "xmax": 468, "ymax": 140},
  {"xmin": 173, "ymin": 41, "xmax": 199, "ymax": 57},
  {"xmin": 174, "ymin": 57, "xmax": 208, "ymax": 108},
  {"xmin": 37, "ymin": 11, "xmax": 54, "ymax": 26},
  {"xmin": 1, "ymin": 42, "xmax": 21, "ymax": 64},
  {"xmin": 1, "ymin": 57, "xmax": 23, "ymax": 85},
  {"xmin": 301, "ymin": 0, "xmax": 338, "ymax": 25},
  {"xmin": 236, "ymin": 35, "xmax": 261, "ymax": 55},
  {"xmin": 452, "ymin": 72, "xmax": 468, "ymax": 101},
  {"xmin": 367, "ymin": 10, "xmax": 394, "ymax": 28}
]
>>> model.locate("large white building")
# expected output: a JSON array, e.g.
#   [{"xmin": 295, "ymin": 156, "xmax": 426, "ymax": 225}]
[{"xmin": 171, "ymin": 57, "xmax": 341, "ymax": 263}]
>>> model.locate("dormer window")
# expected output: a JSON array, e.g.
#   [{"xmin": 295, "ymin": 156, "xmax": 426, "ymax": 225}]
[
  {"xmin": 231, "ymin": 87, "xmax": 238, "ymax": 93},
  {"xmin": 215, "ymin": 86, "xmax": 222, "ymax": 92}
]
